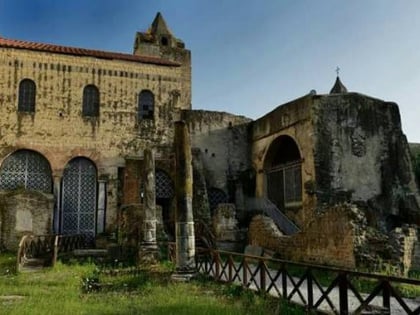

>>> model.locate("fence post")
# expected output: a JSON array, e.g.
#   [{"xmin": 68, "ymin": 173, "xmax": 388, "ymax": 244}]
[
  {"xmin": 243, "ymin": 257, "xmax": 248, "ymax": 287},
  {"xmin": 338, "ymin": 272, "xmax": 348, "ymax": 315},
  {"xmin": 260, "ymin": 259, "xmax": 266, "ymax": 293},
  {"xmin": 307, "ymin": 269, "xmax": 313, "ymax": 310},
  {"xmin": 228, "ymin": 255, "xmax": 233, "ymax": 282},
  {"xmin": 382, "ymin": 280, "xmax": 390, "ymax": 311},
  {"xmin": 215, "ymin": 252, "xmax": 220, "ymax": 281},
  {"xmin": 282, "ymin": 263, "xmax": 287, "ymax": 298}
]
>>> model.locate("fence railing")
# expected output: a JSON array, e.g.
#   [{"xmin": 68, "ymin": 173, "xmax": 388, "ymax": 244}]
[
  {"xmin": 167, "ymin": 245, "xmax": 420, "ymax": 315},
  {"xmin": 17, "ymin": 234, "xmax": 85, "ymax": 270}
]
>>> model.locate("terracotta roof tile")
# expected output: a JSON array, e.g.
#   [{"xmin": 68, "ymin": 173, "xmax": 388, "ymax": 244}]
[{"xmin": 0, "ymin": 36, "xmax": 180, "ymax": 67}]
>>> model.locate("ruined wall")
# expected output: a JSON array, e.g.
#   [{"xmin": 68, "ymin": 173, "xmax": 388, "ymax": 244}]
[
  {"xmin": 0, "ymin": 45, "xmax": 188, "ymax": 230},
  {"xmin": 312, "ymin": 93, "xmax": 420, "ymax": 230},
  {"xmin": 0, "ymin": 190, "xmax": 53, "ymax": 250},
  {"xmin": 248, "ymin": 215, "xmax": 286, "ymax": 251},
  {"xmin": 183, "ymin": 110, "xmax": 252, "ymax": 198},
  {"xmin": 251, "ymin": 95, "xmax": 317, "ymax": 226},
  {"xmin": 248, "ymin": 204, "xmax": 358, "ymax": 268}
]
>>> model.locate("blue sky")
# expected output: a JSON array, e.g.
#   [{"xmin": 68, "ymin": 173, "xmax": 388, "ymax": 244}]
[{"xmin": 1, "ymin": 0, "xmax": 419, "ymax": 142}]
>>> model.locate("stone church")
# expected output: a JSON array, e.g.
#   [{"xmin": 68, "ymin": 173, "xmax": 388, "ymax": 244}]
[{"xmin": 0, "ymin": 13, "xmax": 419, "ymax": 271}]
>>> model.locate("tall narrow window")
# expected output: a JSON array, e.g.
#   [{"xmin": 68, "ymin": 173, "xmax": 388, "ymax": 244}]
[
  {"xmin": 18, "ymin": 79, "xmax": 36, "ymax": 113},
  {"xmin": 82, "ymin": 85, "xmax": 99, "ymax": 117},
  {"xmin": 138, "ymin": 90, "xmax": 154, "ymax": 120}
]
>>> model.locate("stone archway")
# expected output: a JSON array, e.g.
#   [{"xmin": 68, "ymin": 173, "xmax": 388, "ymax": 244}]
[{"xmin": 263, "ymin": 135, "xmax": 302, "ymax": 212}]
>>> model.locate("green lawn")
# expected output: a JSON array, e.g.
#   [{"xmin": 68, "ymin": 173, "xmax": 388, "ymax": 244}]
[{"xmin": 0, "ymin": 252, "xmax": 306, "ymax": 315}]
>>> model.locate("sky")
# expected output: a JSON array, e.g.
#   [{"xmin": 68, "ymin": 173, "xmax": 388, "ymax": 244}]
[{"xmin": 0, "ymin": 0, "xmax": 419, "ymax": 142}]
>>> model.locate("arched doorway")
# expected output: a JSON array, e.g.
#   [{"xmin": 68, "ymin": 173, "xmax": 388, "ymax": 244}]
[
  {"xmin": 264, "ymin": 135, "xmax": 302, "ymax": 211},
  {"xmin": 155, "ymin": 169, "xmax": 174, "ymax": 236},
  {"xmin": 61, "ymin": 158, "xmax": 97, "ymax": 241},
  {"xmin": 0, "ymin": 149, "xmax": 52, "ymax": 193}
]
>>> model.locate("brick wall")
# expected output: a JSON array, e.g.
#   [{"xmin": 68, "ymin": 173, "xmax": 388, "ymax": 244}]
[{"xmin": 248, "ymin": 204, "xmax": 357, "ymax": 268}]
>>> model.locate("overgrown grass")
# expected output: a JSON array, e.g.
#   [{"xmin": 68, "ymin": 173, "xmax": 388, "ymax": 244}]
[{"xmin": 0, "ymin": 254, "xmax": 307, "ymax": 315}]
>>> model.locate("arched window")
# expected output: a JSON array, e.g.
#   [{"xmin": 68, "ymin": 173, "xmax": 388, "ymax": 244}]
[
  {"xmin": 18, "ymin": 79, "xmax": 36, "ymax": 113},
  {"xmin": 264, "ymin": 135, "xmax": 302, "ymax": 211},
  {"xmin": 138, "ymin": 90, "xmax": 154, "ymax": 120},
  {"xmin": 0, "ymin": 150, "xmax": 52, "ymax": 193},
  {"xmin": 82, "ymin": 85, "xmax": 99, "ymax": 117}
]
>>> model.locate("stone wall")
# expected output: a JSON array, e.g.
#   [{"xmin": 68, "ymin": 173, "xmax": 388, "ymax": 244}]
[
  {"xmin": 248, "ymin": 204, "xmax": 359, "ymax": 268},
  {"xmin": 251, "ymin": 94, "xmax": 317, "ymax": 226},
  {"xmin": 248, "ymin": 215, "xmax": 285, "ymax": 250},
  {"xmin": 0, "ymin": 190, "xmax": 54, "ymax": 250},
  {"xmin": 183, "ymin": 109, "xmax": 252, "ymax": 199},
  {"xmin": 313, "ymin": 93, "xmax": 420, "ymax": 229},
  {"xmin": 0, "ymin": 36, "xmax": 189, "ymax": 231},
  {"xmin": 389, "ymin": 226, "xmax": 420, "ymax": 273}
]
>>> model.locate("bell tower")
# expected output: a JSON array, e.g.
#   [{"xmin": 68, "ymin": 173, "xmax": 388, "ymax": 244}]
[{"xmin": 133, "ymin": 13, "xmax": 191, "ymax": 109}]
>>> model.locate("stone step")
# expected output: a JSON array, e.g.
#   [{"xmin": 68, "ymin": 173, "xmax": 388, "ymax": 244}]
[{"xmin": 22, "ymin": 257, "xmax": 47, "ymax": 267}]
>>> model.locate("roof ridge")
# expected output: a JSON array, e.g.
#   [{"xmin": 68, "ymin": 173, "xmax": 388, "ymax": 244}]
[{"xmin": 0, "ymin": 36, "xmax": 180, "ymax": 67}]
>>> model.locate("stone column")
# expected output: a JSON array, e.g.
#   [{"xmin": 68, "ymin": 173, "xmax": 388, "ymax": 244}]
[
  {"xmin": 139, "ymin": 148, "xmax": 158, "ymax": 264},
  {"xmin": 97, "ymin": 179, "xmax": 107, "ymax": 234},
  {"xmin": 53, "ymin": 174, "xmax": 62, "ymax": 234},
  {"xmin": 172, "ymin": 121, "xmax": 196, "ymax": 280}
]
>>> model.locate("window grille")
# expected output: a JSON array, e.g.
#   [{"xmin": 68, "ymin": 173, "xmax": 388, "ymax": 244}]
[
  {"xmin": 155, "ymin": 169, "xmax": 174, "ymax": 199},
  {"xmin": 0, "ymin": 150, "xmax": 52, "ymax": 193},
  {"xmin": 82, "ymin": 85, "xmax": 100, "ymax": 117},
  {"xmin": 138, "ymin": 90, "xmax": 154, "ymax": 120},
  {"xmin": 266, "ymin": 162, "xmax": 302, "ymax": 210},
  {"xmin": 62, "ymin": 158, "xmax": 97, "ymax": 241},
  {"xmin": 208, "ymin": 188, "xmax": 228, "ymax": 213},
  {"xmin": 18, "ymin": 79, "xmax": 36, "ymax": 113}
]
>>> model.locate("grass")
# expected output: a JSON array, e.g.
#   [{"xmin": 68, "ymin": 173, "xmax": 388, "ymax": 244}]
[{"xmin": 0, "ymin": 253, "xmax": 307, "ymax": 315}]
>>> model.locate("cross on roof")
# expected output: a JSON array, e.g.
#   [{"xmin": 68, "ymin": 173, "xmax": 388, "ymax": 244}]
[{"xmin": 336, "ymin": 66, "xmax": 340, "ymax": 77}]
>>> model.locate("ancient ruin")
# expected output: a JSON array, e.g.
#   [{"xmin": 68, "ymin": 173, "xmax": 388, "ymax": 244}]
[{"xmin": 0, "ymin": 13, "xmax": 419, "ymax": 273}]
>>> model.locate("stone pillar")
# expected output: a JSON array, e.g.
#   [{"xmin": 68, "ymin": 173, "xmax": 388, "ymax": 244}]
[
  {"xmin": 139, "ymin": 148, "xmax": 158, "ymax": 264},
  {"xmin": 97, "ymin": 179, "xmax": 107, "ymax": 234},
  {"xmin": 172, "ymin": 121, "xmax": 196, "ymax": 280},
  {"xmin": 53, "ymin": 174, "xmax": 62, "ymax": 234}
]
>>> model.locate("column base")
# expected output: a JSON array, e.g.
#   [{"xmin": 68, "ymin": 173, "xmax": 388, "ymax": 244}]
[
  {"xmin": 171, "ymin": 270, "xmax": 197, "ymax": 282},
  {"xmin": 138, "ymin": 243, "xmax": 159, "ymax": 265}
]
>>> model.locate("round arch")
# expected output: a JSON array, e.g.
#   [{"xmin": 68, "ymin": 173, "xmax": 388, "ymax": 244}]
[
  {"xmin": 263, "ymin": 135, "xmax": 302, "ymax": 212},
  {"xmin": 0, "ymin": 149, "xmax": 52, "ymax": 193},
  {"xmin": 61, "ymin": 157, "xmax": 97, "ymax": 241},
  {"xmin": 264, "ymin": 135, "xmax": 301, "ymax": 169}
]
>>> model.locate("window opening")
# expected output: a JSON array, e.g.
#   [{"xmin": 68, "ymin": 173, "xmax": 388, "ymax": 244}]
[
  {"xmin": 18, "ymin": 79, "xmax": 36, "ymax": 113},
  {"xmin": 82, "ymin": 85, "xmax": 100, "ymax": 117}
]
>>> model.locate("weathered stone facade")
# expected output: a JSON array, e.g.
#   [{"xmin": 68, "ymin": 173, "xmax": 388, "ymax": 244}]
[
  {"xmin": 249, "ymin": 85, "xmax": 420, "ymax": 271},
  {"xmin": 0, "ymin": 13, "xmax": 191, "ymax": 249},
  {"xmin": 0, "ymin": 13, "xmax": 419, "ymax": 272}
]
